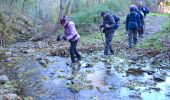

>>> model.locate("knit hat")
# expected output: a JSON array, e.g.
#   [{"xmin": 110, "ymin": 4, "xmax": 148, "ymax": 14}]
[
  {"xmin": 130, "ymin": 7, "xmax": 135, "ymax": 12},
  {"xmin": 101, "ymin": 11, "xmax": 106, "ymax": 16},
  {"xmin": 60, "ymin": 15, "xmax": 66, "ymax": 25}
]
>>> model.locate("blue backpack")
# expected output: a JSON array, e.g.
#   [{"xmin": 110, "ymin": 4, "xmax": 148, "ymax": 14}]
[
  {"xmin": 143, "ymin": 6, "xmax": 150, "ymax": 14},
  {"xmin": 128, "ymin": 13, "xmax": 138, "ymax": 30},
  {"xmin": 112, "ymin": 14, "xmax": 120, "ymax": 29}
]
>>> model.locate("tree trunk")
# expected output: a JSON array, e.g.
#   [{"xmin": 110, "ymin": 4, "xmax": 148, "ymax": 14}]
[
  {"xmin": 22, "ymin": 0, "xmax": 26, "ymax": 13},
  {"xmin": 59, "ymin": 0, "xmax": 65, "ymax": 20},
  {"xmin": 65, "ymin": 0, "xmax": 73, "ymax": 15}
]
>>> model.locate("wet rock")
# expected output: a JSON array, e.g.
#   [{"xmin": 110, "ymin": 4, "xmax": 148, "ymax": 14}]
[
  {"xmin": 0, "ymin": 67, "xmax": 6, "ymax": 74},
  {"xmin": 129, "ymin": 91, "xmax": 141, "ymax": 98},
  {"xmin": 145, "ymin": 49, "xmax": 160, "ymax": 57},
  {"xmin": 129, "ymin": 55, "xmax": 139, "ymax": 61},
  {"xmin": 6, "ymin": 57, "xmax": 13, "ymax": 62},
  {"xmin": 5, "ymin": 52, "xmax": 12, "ymax": 56},
  {"xmin": 85, "ymin": 63, "xmax": 93, "ymax": 68},
  {"xmin": 30, "ymin": 36, "xmax": 43, "ymax": 42},
  {"xmin": 21, "ymin": 49, "xmax": 35, "ymax": 54},
  {"xmin": 0, "ymin": 75, "xmax": 9, "ymax": 84},
  {"xmin": 160, "ymin": 70, "xmax": 167, "ymax": 75},
  {"xmin": 146, "ymin": 70, "xmax": 156, "ymax": 75},
  {"xmin": 3, "ymin": 94, "xmax": 21, "ymax": 100},
  {"xmin": 149, "ymin": 87, "xmax": 161, "ymax": 91},
  {"xmin": 166, "ymin": 92, "xmax": 170, "ymax": 97},
  {"xmin": 0, "ymin": 46, "xmax": 5, "ymax": 50},
  {"xmin": 0, "ymin": 89, "xmax": 3, "ymax": 94},
  {"xmin": 153, "ymin": 73, "xmax": 166, "ymax": 82},
  {"xmin": 39, "ymin": 59, "xmax": 47, "ymax": 65},
  {"xmin": 38, "ymin": 41, "xmax": 46, "ymax": 49},
  {"xmin": 97, "ymin": 86, "xmax": 110, "ymax": 93},
  {"xmin": 126, "ymin": 68, "xmax": 145, "ymax": 75},
  {"xmin": 145, "ymin": 79, "xmax": 156, "ymax": 86}
]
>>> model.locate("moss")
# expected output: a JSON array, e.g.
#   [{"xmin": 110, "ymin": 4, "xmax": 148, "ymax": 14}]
[
  {"xmin": 58, "ymin": 75, "xmax": 66, "ymax": 79},
  {"xmin": 67, "ymin": 84, "xmax": 93, "ymax": 92},
  {"xmin": 3, "ymin": 81, "xmax": 16, "ymax": 90},
  {"xmin": 148, "ymin": 13, "xmax": 169, "ymax": 17}
]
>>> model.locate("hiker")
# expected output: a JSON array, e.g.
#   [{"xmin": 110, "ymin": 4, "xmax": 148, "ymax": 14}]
[
  {"xmin": 100, "ymin": 11, "xmax": 116, "ymax": 55},
  {"xmin": 126, "ymin": 7, "xmax": 141, "ymax": 48},
  {"xmin": 57, "ymin": 15, "xmax": 81, "ymax": 63},
  {"xmin": 133, "ymin": 5, "xmax": 145, "ymax": 38},
  {"xmin": 137, "ymin": 1, "xmax": 150, "ymax": 18}
]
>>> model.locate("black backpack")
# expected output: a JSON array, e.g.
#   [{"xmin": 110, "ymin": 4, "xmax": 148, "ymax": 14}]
[
  {"xmin": 112, "ymin": 14, "xmax": 120, "ymax": 29},
  {"xmin": 128, "ymin": 13, "xmax": 138, "ymax": 30}
]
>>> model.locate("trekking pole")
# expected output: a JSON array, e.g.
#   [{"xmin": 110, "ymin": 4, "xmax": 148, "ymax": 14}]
[
  {"xmin": 100, "ymin": 20, "xmax": 105, "ymax": 45},
  {"xmin": 100, "ymin": 28, "xmax": 105, "ymax": 45}
]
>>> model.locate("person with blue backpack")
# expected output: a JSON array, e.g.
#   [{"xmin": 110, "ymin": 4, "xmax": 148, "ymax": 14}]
[
  {"xmin": 132, "ymin": 5, "xmax": 145, "ymax": 38},
  {"xmin": 126, "ymin": 7, "xmax": 141, "ymax": 48},
  {"xmin": 100, "ymin": 11, "xmax": 116, "ymax": 55},
  {"xmin": 137, "ymin": 1, "xmax": 150, "ymax": 18}
]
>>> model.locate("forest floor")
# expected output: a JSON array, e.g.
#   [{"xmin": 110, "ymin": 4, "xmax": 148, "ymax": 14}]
[{"xmin": 0, "ymin": 13, "xmax": 170, "ymax": 100}]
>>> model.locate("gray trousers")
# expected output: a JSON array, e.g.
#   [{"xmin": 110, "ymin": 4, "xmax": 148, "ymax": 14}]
[{"xmin": 104, "ymin": 31, "xmax": 114, "ymax": 55}]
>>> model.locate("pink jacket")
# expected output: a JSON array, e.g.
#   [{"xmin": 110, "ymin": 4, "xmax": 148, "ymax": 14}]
[{"xmin": 64, "ymin": 21, "xmax": 80, "ymax": 42}]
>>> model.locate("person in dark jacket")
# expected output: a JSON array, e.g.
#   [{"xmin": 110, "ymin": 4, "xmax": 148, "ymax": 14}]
[
  {"xmin": 100, "ymin": 11, "xmax": 116, "ymax": 55},
  {"xmin": 133, "ymin": 5, "xmax": 145, "ymax": 38},
  {"xmin": 137, "ymin": 1, "xmax": 150, "ymax": 18},
  {"xmin": 126, "ymin": 7, "xmax": 141, "ymax": 48},
  {"xmin": 58, "ymin": 15, "xmax": 81, "ymax": 63}
]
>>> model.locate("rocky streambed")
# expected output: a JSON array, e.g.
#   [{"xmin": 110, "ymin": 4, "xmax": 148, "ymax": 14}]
[{"xmin": 0, "ymin": 41, "xmax": 169, "ymax": 100}]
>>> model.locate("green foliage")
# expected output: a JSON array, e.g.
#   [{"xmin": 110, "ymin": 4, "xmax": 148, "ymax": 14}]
[
  {"xmin": 71, "ymin": 4, "xmax": 109, "ymax": 34},
  {"xmin": 147, "ymin": 13, "xmax": 169, "ymax": 17},
  {"xmin": 71, "ymin": 0, "xmax": 130, "ymax": 34}
]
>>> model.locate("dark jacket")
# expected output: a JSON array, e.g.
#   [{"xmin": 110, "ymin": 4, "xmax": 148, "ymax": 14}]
[
  {"xmin": 102, "ymin": 14, "xmax": 116, "ymax": 33},
  {"xmin": 138, "ymin": 5, "xmax": 150, "ymax": 17},
  {"xmin": 126, "ymin": 12, "xmax": 141, "ymax": 30},
  {"xmin": 136, "ymin": 10, "xmax": 144, "ymax": 27}
]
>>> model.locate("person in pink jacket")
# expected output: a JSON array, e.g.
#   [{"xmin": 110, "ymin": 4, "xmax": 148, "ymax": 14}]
[{"xmin": 58, "ymin": 15, "xmax": 81, "ymax": 63}]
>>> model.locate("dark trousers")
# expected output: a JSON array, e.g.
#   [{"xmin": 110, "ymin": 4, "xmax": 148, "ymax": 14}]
[
  {"xmin": 128, "ymin": 30, "xmax": 137, "ymax": 48},
  {"xmin": 69, "ymin": 40, "xmax": 81, "ymax": 63},
  {"xmin": 138, "ymin": 26, "xmax": 144, "ymax": 37},
  {"xmin": 104, "ymin": 32, "xmax": 114, "ymax": 55}
]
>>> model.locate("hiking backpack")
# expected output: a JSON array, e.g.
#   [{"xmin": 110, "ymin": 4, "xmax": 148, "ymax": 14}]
[
  {"xmin": 128, "ymin": 13, "xmax": 138, "ymax": 30},
  {"xmin": 143, "ymin": 6, "xmax": 150, "ymax": 14},
  {"xmin": 112, "ymin": 14, "xmax": 120, "ymax": 29}
]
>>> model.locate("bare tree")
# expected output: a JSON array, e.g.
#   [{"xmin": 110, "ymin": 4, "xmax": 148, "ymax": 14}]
[
  {"xmin": 59, "ymin": 0, "xmax": 65, "ymax": 20},
  {"xmin": 65, "ymin": 0, "xmax": 73, "ymax": 15},
  {"xmin": 22, "ymin": 0, "xmax": 26, "ymax": 13}
]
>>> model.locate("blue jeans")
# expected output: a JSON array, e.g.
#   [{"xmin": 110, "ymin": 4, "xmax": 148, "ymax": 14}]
[
  {"xmin": 69, "ymin": 40, "xmax": 81, "ymax": 63},
  {"xmin": 104, "ymin": 32, "xmax": 114, "ymax": 55},
  {"xmin": 128, "ymin": 30, "xmax": 137, "ymax": 48}
]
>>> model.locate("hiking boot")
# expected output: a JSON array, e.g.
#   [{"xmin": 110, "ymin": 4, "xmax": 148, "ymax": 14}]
[
  {"xmin": 110, "ymin": 51, "xmax": 114, "ymax": 55},
  {"xmin": 76, "ymin": 57, "xmax": 81, "ymax": 62},
  {"xmin": 70, "ymin": 63, "xmax": 76, "ymax": 67}
]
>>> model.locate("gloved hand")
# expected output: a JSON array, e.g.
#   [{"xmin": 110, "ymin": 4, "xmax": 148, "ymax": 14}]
[
  {"xmin": 57, "ymin": 35, "xmax": 61, "ymax": 41},
  {"xmin": 63, "ymin": 36, "xmax": 67, "ymax": 40}
]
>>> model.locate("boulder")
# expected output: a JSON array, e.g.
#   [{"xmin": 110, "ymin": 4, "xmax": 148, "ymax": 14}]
[
  {"xmin": 129, "ymin": 91, "xmax": 141, "ymax": 98},
  {"xmin": 153, "ymin": 73, "xmax": 166, "ymax": 82},
  {"xmin": 0, "ymin": 75, "xmax": 9, "ymax": 84},
  {"xmin": 145, "ymin": 79, "xmax": 156, "ymax": 86},
  {"xmin": 30, "ymin": 36, "xmax": 43, "ymax": 42}
]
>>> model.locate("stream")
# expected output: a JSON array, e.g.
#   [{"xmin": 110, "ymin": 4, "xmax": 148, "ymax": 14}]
[{"xmin": 2, "ymin": 41, "xmax": 169, "ymax": 100}]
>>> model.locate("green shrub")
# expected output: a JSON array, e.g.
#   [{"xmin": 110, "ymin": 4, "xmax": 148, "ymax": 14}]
[{"xmin": 71, "ymin": 0, "xmax": 130, "ymax": 34}]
